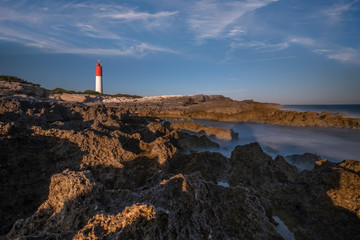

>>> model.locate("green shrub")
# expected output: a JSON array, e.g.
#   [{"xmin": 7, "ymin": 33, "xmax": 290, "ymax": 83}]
[
  {"xmin": 0, "ymin": 75, "xmax": 40, "ymax": 87},
  {"xmin": 50, "ymin": 88, "xmax": 142, "ymax": 98},
  {"xmin": 83, "ymin": 90, "xmax": 103, "ymax": 96},
  {"xmin": 50, "ymin": 88, "xmax": 77, "ymax": 94}
]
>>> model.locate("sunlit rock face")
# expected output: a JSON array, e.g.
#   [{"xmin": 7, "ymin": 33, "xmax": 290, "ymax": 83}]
[
  {"xmin": 1, "ymin": 95, "xmax": 360, "ymax": 240},
  {"xmin": 0, "ymin": 81, "xmax": 49, "ymax": 99}
]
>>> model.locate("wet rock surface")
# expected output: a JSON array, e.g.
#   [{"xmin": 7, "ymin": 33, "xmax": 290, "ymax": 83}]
[{"xmin": 1, "ymin": 95, "xmax": 360, "ymax": 240}]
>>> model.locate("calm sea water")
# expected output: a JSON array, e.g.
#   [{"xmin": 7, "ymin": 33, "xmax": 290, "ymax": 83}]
[
  {"xmin": 195, "ymin": 120, "xmax": 360, "ymax": 163},
  {"xmin": 281, "ymin": 104, "xmax": 360, "ymax": 118}
]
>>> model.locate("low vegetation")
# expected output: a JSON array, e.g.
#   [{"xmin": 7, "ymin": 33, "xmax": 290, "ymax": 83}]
[
  {"xmin": 0, "ymin": 75, "xmax": 40, "ymax": 87},
  {"xmin": 1, "ymin": 75, "xmax": 141, "ymax": 98},
  {"xmin": 50, "ymin": 88, "xmax": 142, "ymax": 98}
]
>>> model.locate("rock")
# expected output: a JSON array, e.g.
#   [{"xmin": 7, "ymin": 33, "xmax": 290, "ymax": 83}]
[
  {"xmin": 74, "ymin": 173, "xmax": 283, "ymax": 240},
  {"xmin": 271, "ymin": 159, "xmax": 360, "ymax": 240},
  {"xmin": 285, "ymin": 152, "xmax": 323, "ymax": 171},
  {"xmin": 167, "ymin": 151, "xmax": 230, "ymax": 182},
  {"xmin": 0, "ymin": 81, "xmax": 49, "ymax": 99},
  {"xmin": 2, "ymin": 95, "xmax": 360, "ymax": 240},
  {"xmin": 175, "ymin": 131, "xmax": 220, "ymax": 151},
  {"xmin": 227, "ymin": 142, "xmax": 360, "ymax": 240},
  {"xmin": 7, "ymin": 170, "xmax": 102, "ymax": 239},
  {"xmin": 74, "ymin": 204, "xmax": 159, "ymax": 240},
  {"xmin": 339, "ymin": 159, "xmax": 360, "ymax": 173},
  {"xmin": 170, "ymin": 121, "xmax": 238, "ymax": 140},
  {"xmin": 59, "ymin": 93, "xmax": 91, "ymax": 102},
  {"xmin": 229, "ymin": 142, "xmax": 298, "ymax": 188}
]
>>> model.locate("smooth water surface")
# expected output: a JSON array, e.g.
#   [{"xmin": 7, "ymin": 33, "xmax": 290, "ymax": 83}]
[
  {"xmin": 272, "ymin": 216, "xmax": 295, "ymax": 240},
  {"xmin": 195, "ymin": 120, "xmax": 360, "ymax": 162}
]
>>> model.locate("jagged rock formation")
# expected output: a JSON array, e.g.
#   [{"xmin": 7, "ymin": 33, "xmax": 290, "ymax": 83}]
[
  {"xmin": 170, "ymin": 121, "xmax": 238, "ymax": 140},
  {"xmin": 0, "ymin": 81, "xmax": 49, "ymax": 99},
  {"xmin": 99, "ymin": 94, "xmax": 360, "ymax": 129},
  {"xmin": 228, "ymin": 143, "xmax": 360, "ymax": 240},
  {"xmin": 1, "ymin": 94, "xmax": 360, "ymax": 239},
  {"xmin": 285, "ymin": 152, "xmax": 323, "ymax": 171}
]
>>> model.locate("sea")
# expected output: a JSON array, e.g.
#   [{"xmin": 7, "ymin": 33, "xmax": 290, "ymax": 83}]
[{"xmin": 194, "ymin": 105, "xmax": 360, "ymax": 163}]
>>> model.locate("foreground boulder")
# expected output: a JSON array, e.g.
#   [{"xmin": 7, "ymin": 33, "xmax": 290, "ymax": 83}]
[
  {"xmin": 8, "ymin": 172, "xmax": 283, "ymax": 240},
  {"xmin": 228, "ymin": 142, "xmax": 360, "ymax": 240}
]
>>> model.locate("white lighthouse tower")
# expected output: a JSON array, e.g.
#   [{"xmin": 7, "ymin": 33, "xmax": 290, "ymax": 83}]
[{"xmin": 95, "ymin": 61, "xmax": 103, "ymax": 93}]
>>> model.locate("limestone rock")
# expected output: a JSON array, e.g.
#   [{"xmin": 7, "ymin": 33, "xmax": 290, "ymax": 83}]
[
  {"xmin": 229, "ymin": 142, "xmax": 298, "ymax": 188},
  {"xmin": 2, "ymin": 95, "xmax": 360, "ymax": 240},
  {"xmin": 0, "ymin": 81, "xmax": 49, "ymax": 99},
  {"xmin": 170, "ymin": 121, "xmax": 238, "ymax": 140},
  {"xmin": 285, "ymin": 152, "xmax": 323, "ymax": 171},
  {"xmin": 74, "ymin": 173, "xmax": 283, "ymax": 240},
  {"xmin": 59, "ymin": 93, "xmax": 91, "ymax": 102}
]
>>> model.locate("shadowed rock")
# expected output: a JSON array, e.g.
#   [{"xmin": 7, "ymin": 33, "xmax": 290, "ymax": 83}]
[{"xmin": 1, "ymin": 95, "xmax": 360, "ymax": 240}]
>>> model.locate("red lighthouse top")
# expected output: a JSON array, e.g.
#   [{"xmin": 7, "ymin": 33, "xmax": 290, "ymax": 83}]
[{"xmin": 96, "ymin": 61, "xmax": 102, "ymax": 76}]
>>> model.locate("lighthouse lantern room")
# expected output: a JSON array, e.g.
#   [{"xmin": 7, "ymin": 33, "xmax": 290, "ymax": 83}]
[{"xmin": 95, "ymin": 61, "xmax": 103, "ymax": 93}]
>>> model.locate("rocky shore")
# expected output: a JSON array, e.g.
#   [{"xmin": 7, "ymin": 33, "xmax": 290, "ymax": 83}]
[
  {"xmin": 2, "ymin": 80, "xmax": 360, "ymax": 129},
  {"xmin": 1, "ymin": 82, "xmax": 360, "ymax": 239}
]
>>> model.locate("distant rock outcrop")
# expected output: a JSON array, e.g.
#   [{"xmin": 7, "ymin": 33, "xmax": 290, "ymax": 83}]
[{"xmin": 0, "ymin": 81, "xmax": 49, "ymax": 99}]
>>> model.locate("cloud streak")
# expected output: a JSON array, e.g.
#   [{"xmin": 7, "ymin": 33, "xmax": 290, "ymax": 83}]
[
  {"xmin": 290, "ymin": 36, "xmax": 360, "ymax": 64},
  {"xmin": 322, "ymin": 1, "xmax": 357, "ymax": 21},
  {"xmin": 314, "ymin": 47, "xmax": 360, "ymax": 64},
  {"xmin": 101, "ymin": 10, "xmax": 178, "ymax": 21},
  {"xmin": 231, "ymin": 40, "xmax": 289, "ymax": 52},
  {"xmin": 187, "ymin": 0, "xmax": 278, "ymax": 40},
  {"xmin": 0, "ymin": 1, "xmax": 179, "ymax": 57}
]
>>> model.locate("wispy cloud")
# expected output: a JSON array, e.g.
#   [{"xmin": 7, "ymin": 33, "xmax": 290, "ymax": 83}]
[
  {"xmin": 101, "ymin": 10, "xmax": 178, "ymax": 21},
  {"xmin": 223, "ymin": 39, "xmax": 289, "ymax": 63},
  {"xmin": 187, "ymin": 0, "xmax": 278, "ymax": 40},
  {"xmin": 55, "ymin": 43, "xmax": 179, "ymax": 57},
  {"xmin": 322, "ymin": 1, "xmax": 357, "ymax": 21},
  {"xmin": 231, "ymin": 40, "xmax": 289, "ymax": 51},
  {"xmin": 290, "ymin": 36, "xmax": 360, "ymax": 64},
  {"xmin": 242, "ymin": 55, "xmax": 296, "ymax": 63},
  {"xmin": 0, "ymin": 23, "xmax": 179, "ymax": 57},
  {"xmin": 75, "ymin": 23, "xmax": 122, "ymax": 40},
  {"xmin": 225, "ymin": 34, "xmax": 360, "ymax": 65},
  {"xmin": 0, "ymin": 1, "xmax": 179, "ymax": 57},
  {"xmin": 289, "ymin": 37, "xmax": 315, "ymax": 47},
  {"xmin": 314, "ymin": 47, "xmax": 360, "ymax": 64}
]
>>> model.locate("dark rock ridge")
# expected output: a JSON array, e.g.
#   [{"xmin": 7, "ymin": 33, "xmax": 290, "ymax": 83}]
[
  {"xmin": 1, "ymin": 95, "xmax": 360, "ymax": 239},
  {"xmin": 285, "ymin": 153, "xmax": 323, "ymax": 171}
]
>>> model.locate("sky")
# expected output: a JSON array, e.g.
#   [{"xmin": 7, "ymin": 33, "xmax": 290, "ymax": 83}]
[{"xmin": 0, "ymin": 0, "xmax": 360, "ymax": 104}]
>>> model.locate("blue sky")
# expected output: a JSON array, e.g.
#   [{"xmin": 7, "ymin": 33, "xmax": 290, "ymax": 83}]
[{"xmin": 0, "ymin": 0, "xmax": 359, "ymax": 104}]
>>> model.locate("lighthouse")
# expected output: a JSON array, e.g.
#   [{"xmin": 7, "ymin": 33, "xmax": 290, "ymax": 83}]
[{"xmin": 95, "ymin": 61, "xmax": 103, "ymax": 93}]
